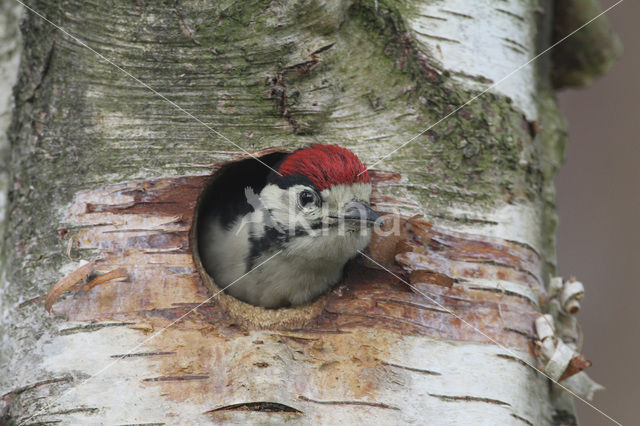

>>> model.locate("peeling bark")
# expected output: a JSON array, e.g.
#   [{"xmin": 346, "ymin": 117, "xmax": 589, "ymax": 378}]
[{"xmin": 0, "ymin": 0, "xmax": 613, "ymax": 424}]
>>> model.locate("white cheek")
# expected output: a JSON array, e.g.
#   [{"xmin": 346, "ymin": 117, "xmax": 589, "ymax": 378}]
[
  {"xmin": 260, "ymin": 184, "xmax": 292, "ymax": 223},
  {"xmin": 260, "ymin": 184, "xmax": 325, "ymax": 228}
]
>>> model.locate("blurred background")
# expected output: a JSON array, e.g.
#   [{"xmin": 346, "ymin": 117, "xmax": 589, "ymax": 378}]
[{"xmin": 557, "ymin": 1, "xmax": 639, "ymax": 424}]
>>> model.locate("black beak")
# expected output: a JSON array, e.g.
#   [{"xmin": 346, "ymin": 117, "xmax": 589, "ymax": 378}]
[{"xmin": 340, "ymin": 201, "xmax": 381, "ymax": 227}]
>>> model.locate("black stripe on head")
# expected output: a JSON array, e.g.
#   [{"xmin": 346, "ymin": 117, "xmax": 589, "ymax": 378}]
[{"xmin": 267, "ymin": 173, "xmax": 318, "ymax": 191}]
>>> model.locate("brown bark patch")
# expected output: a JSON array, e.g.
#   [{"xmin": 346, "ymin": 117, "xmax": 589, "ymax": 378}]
[{"xmin": 48, "ymin": 149, "xmax": 543, "ymax": 354}]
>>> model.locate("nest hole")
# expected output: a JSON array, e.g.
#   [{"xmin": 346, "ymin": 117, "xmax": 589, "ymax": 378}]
[{"xmin": 190, "ymin": 150, "xmax": 331, "ymax": 329}]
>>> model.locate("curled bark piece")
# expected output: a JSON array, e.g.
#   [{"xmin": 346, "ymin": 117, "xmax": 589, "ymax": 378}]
[
  {"xmin": 45, "ymin": 261, "xmax": 96, "ymax": 313},
  {"xmin": 365, "ymin": 214, "xmax": 411, "ymax": 265},
  {"xmin": 545, "ymin": 340, "xmax": 575, "ymax": 381},
  {"xmin": 409, "ymin": 270, "xmax": 453, "ymax": 288},
  {"xmin": 406, "ymin": 215, "xmax": 433, "ymax": 243},
  {"xmin": 548, "ymin": 277, "xmax": 585, "ymax": 315},
  {"xmin": 559, "ymin": 355, "xmax": 592, "ymax": 382},
  {"xmin": 562, "ymin": 372, "xmax": 605, "ymax": 400},
  {"xmin": 535, "ymin": 314, "xmax": 591, "ymax": 383},
  {"xmin": 548, "ymin": 277, "xmax": 564, "ymax": 298},
  {"xmin": 535, "ymin": 314, "xmax": 558, "ymax": 360},
  {"xmin": 83, "ymin": 268, "xmax": 129, "ymax": 292},
  {"xmin": 559, "ymin": 280, "xmax": 584, "ymax": 315}
]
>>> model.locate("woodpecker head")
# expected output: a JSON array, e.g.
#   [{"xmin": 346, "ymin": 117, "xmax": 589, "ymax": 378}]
[
  {"xmin": 198, "ymin": 144, "xmax": 381, "ymax": 308},
  {"xmin": 259, "ymin": 144, "xmax": 380, "ymax": 243}
]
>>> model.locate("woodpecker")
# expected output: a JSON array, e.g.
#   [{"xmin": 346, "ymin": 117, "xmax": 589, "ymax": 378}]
[{"xmin": 199, "ymin": 144, "xmax": 380, "ymax": 308}]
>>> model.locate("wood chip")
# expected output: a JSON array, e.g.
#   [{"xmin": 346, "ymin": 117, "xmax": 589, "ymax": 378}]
[
  {"xmin": 560, "ymin": 354, "xmax": 592, "ymax": 381},
  {"xmin": 45, "ymin": 261, "xmax": 95, "ymax": 313},
  {"xmin": 410, "ymin": 269, "xmax": 454, "ymax": 288},
  {"xmin": 84, "ymin": 268, "xmax": 128, "ymax": 291}
]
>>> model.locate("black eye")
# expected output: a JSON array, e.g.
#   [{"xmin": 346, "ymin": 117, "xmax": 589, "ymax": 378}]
[{"xmin": 298, "ymin": 190, "xmax": 318, "ymax": 207}]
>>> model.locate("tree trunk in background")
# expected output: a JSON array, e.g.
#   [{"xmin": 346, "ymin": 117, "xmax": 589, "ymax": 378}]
[{"xmin": 0, "ymin": 0, "xmax": 617, "ymax": 424}]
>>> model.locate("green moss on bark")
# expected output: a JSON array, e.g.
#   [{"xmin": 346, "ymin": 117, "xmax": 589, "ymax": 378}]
[{"xmin": 345, "ymin": 0, "xmax": 544, "ymax": 209}]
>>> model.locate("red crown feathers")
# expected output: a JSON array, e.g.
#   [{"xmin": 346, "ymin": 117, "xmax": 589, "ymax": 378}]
[{"xmin": 278, "ymin": 144, "xmax": 370, "ymax": 191}]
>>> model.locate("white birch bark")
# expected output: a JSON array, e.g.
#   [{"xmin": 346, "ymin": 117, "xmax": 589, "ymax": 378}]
[{"xmin": 0, "ymin": 0, "xmax": 617, "ymax": 424}]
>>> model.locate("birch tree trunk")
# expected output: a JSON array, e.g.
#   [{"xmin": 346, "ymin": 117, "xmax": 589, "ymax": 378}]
[{"xmin": 0, "ymin": 0, "xmax": 619, "ymax": 424}]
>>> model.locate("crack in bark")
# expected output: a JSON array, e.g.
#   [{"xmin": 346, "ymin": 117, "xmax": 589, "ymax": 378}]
[
  {"xmin": 428, "ymin": 393, "xmax": 511, "ymax": 407},
  {"xmin": 413, "ymin": 30, "xmax": 461, "ymax": 44},
  {"xmin": 503, "ymin": 327, "xmax": 535, "ymax": 340},
  {"xmin": 495, "ymin": 353, "xmax": 540, "ymax": 374},
  {"xmin": 206, "ymin": 401, "xmax": 302, "ymax": 414},
  {"xmin": 267, "ymin": 43, "xmax": 333, "ymax": 135},
  {"xmin": 1, "ymin": 376, "xmax": 73, "ymax": 399},
  {"xmin": 465, "ymin": 286, "xmax": 538, "ymax": 308},
  {"xmin": 47, "ymin": 407, "xmax": 99, "ymax": 415},
  {"xmin": 109, "ymin": 351, "xmax": 175, "ymax": 359},
  {"xmin": 379, "ymin": 361, "xmax": 441, "ymax": 376},
  {"xmin": 58, "ymin": 322, "xmax": 134, "ymax": 336},
  {"xmin": 142, "ymin": 375, "xmax": 209, "ymax": 382},
  {"xmin": 24, "ymin": 39, "xmax": 55, "ymax": 102},
  {"xmin": 495, "ymin": 8, "xmax": 525, "ymax": 22},
  {"xmin": 512, "ymin": 413, "xmax": 535, "ymax": 426},
  {"xmin": 298, "ymin": 395, "xmax": 399, "ymax": 411},
  {"xmin": 373, "ymin": 297, "xmax": 450, "ymax": 314},
  {"xmin": 17, "ymin": 294, "xmax": 46, "ymax": 309},
  {"xmin": 440, "ymin": 9, "xmax": 474, "ymax": 20}
]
